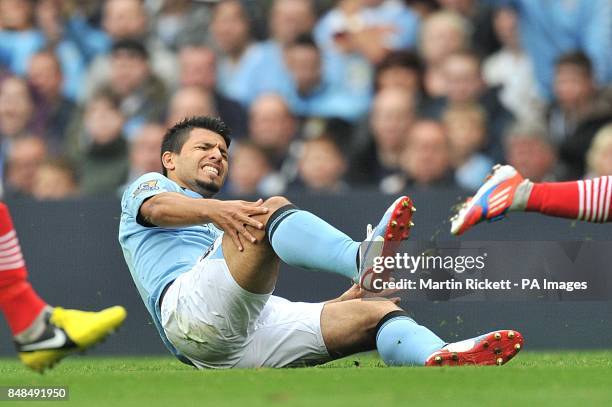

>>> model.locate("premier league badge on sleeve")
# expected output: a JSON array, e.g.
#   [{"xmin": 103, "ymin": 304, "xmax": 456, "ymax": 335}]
[{"xmin": 132, "ymin": 180, "xmax": 160, "ymax": 197}]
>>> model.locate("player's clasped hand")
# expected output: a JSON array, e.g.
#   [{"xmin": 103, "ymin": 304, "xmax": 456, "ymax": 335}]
[{"xmin": 210, "ymin": 198, "xmax": 269, "ymax": 251}]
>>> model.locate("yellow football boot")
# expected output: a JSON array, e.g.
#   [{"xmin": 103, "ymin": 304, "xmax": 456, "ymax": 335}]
[{"xmin": 17, "ymin": 306, "xmax": 127, "ymax": 372}]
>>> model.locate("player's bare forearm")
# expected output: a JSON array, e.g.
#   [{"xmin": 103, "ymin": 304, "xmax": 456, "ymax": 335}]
[
  {"xmin": 139, "ymin": 192, "xmax": 216, "ymax": 227},
  {"xmin": 139, "ymin": 193, "xmax": 269, "ymax": 251}
]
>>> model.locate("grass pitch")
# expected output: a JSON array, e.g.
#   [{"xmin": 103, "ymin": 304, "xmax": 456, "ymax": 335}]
[{"xmin": 1, "ymin": 352, "xmax": 611, "ymax": 407}]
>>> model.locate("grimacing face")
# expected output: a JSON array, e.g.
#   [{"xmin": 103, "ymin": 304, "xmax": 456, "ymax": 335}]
[{"xmin": 163, "ymin": 129, "xmax": 229, "ymax": 197}]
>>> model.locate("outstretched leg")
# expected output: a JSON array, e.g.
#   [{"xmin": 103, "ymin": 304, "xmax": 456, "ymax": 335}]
[
  {"xmin": 321, "ymin": 298, "xmax": 445, "ymax": 364},
  {"xmin": 218, "ymin": 195, "xmax": 522, "ymax": 368},
  {"xmin": 321, "ymin": 298, "xmax": 523, "ymax": 367},
  {"xmin": 0, "ymin": 202, "xmax": 49, "ymax": 338},
  {"xmin": 0, "ymin": 202, "xmax": 126, "ymax": 372},
  {"xmin": 451, "ymin": 165, "xmax": 612, "ymax": 235},
  {"xmin": 526, "ymin": 176, "xmax": 612, "ymax": 222},
  {"xmin": 222, "ymin": 195, "xmax": 415, "ymax": 294}
]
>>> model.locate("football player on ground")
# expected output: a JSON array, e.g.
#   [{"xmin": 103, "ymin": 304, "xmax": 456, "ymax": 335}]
[
  {"xmin": 451, "ymin": 164, "xmax": 612, "ymax": 235},
  {"xmin": 119, "ymin": 116, "xmax": 523, "ymax": 369},
  {"xmin": 0, "ymin": 203, "xmax": 127, "ymax": 372}
]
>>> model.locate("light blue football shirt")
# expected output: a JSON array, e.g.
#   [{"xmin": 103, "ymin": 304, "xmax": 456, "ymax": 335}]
[{"xmin": 118, "ymin": 172, "xmax": 222, "ymax": 359}]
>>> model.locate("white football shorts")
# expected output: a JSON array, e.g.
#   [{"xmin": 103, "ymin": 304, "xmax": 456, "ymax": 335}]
[{"xmin": 160, "ymin": 235, "xmax": 331, "ymax": 369}]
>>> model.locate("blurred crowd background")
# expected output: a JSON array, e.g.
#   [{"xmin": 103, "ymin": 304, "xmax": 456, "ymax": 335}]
[{"xmin": 1, "ymin": 0, "xmax": 612, "ymax": 201}]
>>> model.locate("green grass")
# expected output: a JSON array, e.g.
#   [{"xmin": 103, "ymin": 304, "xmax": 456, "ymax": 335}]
[{"xmin": 1, "ymin": 352, "xmax": 611, "ymax": 407}]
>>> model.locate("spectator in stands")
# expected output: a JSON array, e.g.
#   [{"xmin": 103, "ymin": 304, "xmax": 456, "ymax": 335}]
[
  {"xmin": 0, "ymin": 0, "xmax": 41, "ymax": 77},
  {"xmin": 32, "ymin": 0, "xmax": 86, "ymax": 100},
  {"xmin": 350, "ymin": 88, "xmax": 416, "ymax": 186},
  {"xmin": 419, "ymin": 10, "xmax": 469, "ymax": 98},
  {"xmin": 97, "ymin": 0, "xmax": 149, "ymax": 46},
  {"xmin": 226, "ymin": 140, "xmax": 283, "ymax": 197},
  {"xmin": 548, "ymin": 52, "xmax": 612, "ymax": 179},
  {"xmin": 293, "ymin": 135, "xmax": 349, "ymax": 194},
  {"xmin": 4, "ymin": 136, "xmax": 47, "ymax": 199},
  {"xmin": 149, "ymin": 0, "xmax": 210, "ymax": 51},
  {"xmin": 436, "ymin": 0, "xmax": 498, "ymax": 57},
  {"xmin": 504, "ymin": 122, "xmax": 558, "ymax": 183},
  {"xmin": 248, "ymin": 94, "xmax": 300, "ymax": 178},
  {"xmin": 312, "ymin": 0, "xmax": 374, "ymax": 118},
  {"xmin": 500, "ymin": 0, "xmax": 612, "ymax": 99},
  {"xmin": 31, "ymin": 157, "xmax": 79, "ymax": 200},
  {"xmin": 375, "ymin": 51, "xmax": 424, "ymax": 101},
  {"xmin": 33, "ymin": 0, "xmax": 62, "ymax": 46},
  {"xmin": 82, "ymin": 0, "xmax": 177, "ymax": 101},
  {"xmin": 299, "ymin": 116, "xmax": 355, "ymax": 156},
  {"xmin": 210, "ymin": 0, "xmax": 264, "ymax": 106},
  {"xmin": 178, "ymin": 44, "xmax": 216, "ymax": 92},
  {"xmin": 315, "ymin": 0, "xmax": 421, "ymax": 114},
  {"xmin": 0, "ymin": 0, "xmax": 85, "ymax": 100},
  {"xmin": 27, "ymin": 51, "xmax": 76, "ymax": 153},
  {"xmin": 381, "ymin": 120, "xmax": 455, "ymax": 193},
  {"xmin": 442, "ymin": 104, "xmax": 493, "ymax": 191},
  {"xmin": 0, "ymin": 76, "xmax": 39, "ymax": 144},
  {"xmin": 99, "ymin": 39, "xmax": 168, "ymax": 138},
  {"xmin": 268, "ymin": 0, "xmax": 316, "ymax": 50},
  {"xmin": 315, "ymin": 0, "xmax": 420, "ymax": 65},
  {"xmin": 423, "ymin": 50, "xmax": 514, "ymax": 161},
  {"xmin": 67, "ymin": 91, "xmax": 129, "ymax": 196},
  {"xmin": 55, "ymin": 1, "xmax": 108, "ymax": 63},
  {"xmin": 348, "ymin": 51, "xmax": 423, "ymax": 162},
  {"xmin": 232, "ymin": 0, "xmax": 317, "ymax": 105},
  {"xmin": 402, "ymin": 120, "xmax": 454, "ymax": 188},
  {"xmin": 283, "ymin": 34, "xmax": 366, "ymax": 121},
  {"xmin": 483, "ymin": 6, "xmax": 542, "ymax": 123},
  {"xmin": 166, "ymin": 87, "xmax": 216, "ymax": 128},
  {"xmin": 586, "ymin": 123, "xmax": 612, "ymax": 178},
  {"xmin": 178, "ymin": 44, "xmax": 247, "ymax": 137},
  {"xmin": 127, "ymin": 123, "xmax": 165, "ymax": 183}
]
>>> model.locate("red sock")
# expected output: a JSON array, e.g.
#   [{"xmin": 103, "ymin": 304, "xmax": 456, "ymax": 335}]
[
  {"xmin": 526, "ymin": 176, "xmax": 612, "ymax": 222},
  {"xmin": 0, "ymin": 203, "xmax": 47, "ymax": 335}
]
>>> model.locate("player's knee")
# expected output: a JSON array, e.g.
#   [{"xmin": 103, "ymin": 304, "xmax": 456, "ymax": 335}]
[
  {"xmin": 366, "ymin": 300, "xmax": 402, "ymax": 329},
  {"xmin": 264, "ymin": 196, "xmax": 292, "ymax": 212},
  {"xmin": 354, "ymin": 300, "xmax": 401, "ymax": 331}
]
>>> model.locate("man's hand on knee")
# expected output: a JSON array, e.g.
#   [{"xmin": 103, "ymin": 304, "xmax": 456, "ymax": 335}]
[{"xmin": 208, "ymin": 199, "xmax": 269, "ymax": 251}]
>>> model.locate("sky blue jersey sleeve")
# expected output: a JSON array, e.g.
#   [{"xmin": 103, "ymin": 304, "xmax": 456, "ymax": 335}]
[{"xmin": 121, "ymin": 173, "xmax": 182, "ymax": 221}]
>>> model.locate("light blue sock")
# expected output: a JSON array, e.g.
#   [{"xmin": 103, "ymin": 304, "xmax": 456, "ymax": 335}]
[
  {"xmin": 267, "ymin": 207, "xmax": 359, "ymax": 280},
  {"xmin": 376, "ymin": 313, "xmax": 446, "ymax": 366}
]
